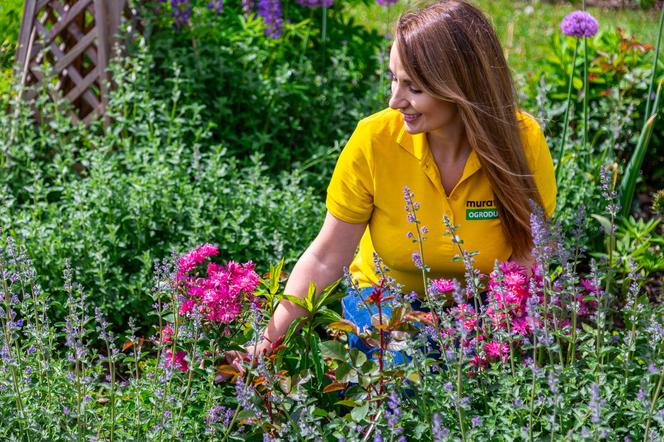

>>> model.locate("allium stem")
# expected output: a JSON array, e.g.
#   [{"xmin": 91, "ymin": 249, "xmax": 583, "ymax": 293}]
[
  {"xmin": 643, "ymin": 4, "xmax": 664, "ymax": 125},
  {"xmin": 582, "ymin": 35, "xmax": 589, "ymax": 152},
  {"xmin": 555, "ymin": 38, "xmax": 579, "ymax": 182}
]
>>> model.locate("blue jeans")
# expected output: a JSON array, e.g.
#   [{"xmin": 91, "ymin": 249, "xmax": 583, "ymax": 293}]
[
  {"xmin": 342, "ymin": 287, "xmax": 414, "ymax": 365},
  {"xmin": 342, "ymin": 287, "xmax": 489, "ymax": 365}
]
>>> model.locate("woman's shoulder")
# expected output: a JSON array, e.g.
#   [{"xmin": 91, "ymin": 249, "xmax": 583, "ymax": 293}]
[
  {"xmin": 516, "ymin": 110, "xmax": 543, "ymax": 134},
  {"xmin": 355, "ymin": 107, "xmax": 404, "ymax": 138},
  {"xmin": 515, "ymin": 110, "xmax": 548, "ymax": 156}
]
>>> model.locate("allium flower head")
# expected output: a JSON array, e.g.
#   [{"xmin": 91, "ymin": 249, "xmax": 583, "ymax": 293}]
[{"xmin": 560, "ymin": 11, "xmax": 598, "ymax": 38}]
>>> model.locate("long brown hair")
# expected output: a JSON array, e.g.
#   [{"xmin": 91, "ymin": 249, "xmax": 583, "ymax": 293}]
[{"xmin": 394, "ymin": 0, "xmax": 544, "ymax": 259}]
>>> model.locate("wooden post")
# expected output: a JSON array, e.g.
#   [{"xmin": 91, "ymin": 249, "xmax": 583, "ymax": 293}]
[{"xmin": 14, "ymin": 0, "xmax": 132, "ymax": 126}]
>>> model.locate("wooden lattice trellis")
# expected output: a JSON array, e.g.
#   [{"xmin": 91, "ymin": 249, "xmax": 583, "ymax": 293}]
[{"xmin": 14, "ymin": 0, "xmax": 135, "ymax": 125}]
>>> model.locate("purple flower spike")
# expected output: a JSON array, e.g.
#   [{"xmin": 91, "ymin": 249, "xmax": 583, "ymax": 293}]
[
  {"xmin": 207, "ymin": 0, "xmax": 223, "ymax": 13},
  {"xmin": 296, "ymin": 0, "xmax": 333, "ymax": 8},
  {"xmin": 258, "ymin": 0, "xmax": 283, "ymax": 38},
  {"xmin": 376, "ymin": 0, "xmax": 398, "ymax": 6},
  {"xmin": 560, "ymin": 11, "xmax": 598, "ymax": 38}
]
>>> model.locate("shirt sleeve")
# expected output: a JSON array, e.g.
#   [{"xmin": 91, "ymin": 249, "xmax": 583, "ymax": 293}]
[
  {"xmin": 326, "ymin": 121, "xmax": 375, "ymax": 223},
  {"xmin": 521, "ymin": 114, "xmax": 557, "ymax": 218}
]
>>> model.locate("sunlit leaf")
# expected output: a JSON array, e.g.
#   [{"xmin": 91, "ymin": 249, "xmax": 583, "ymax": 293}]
[
  {"xmin": 322, "ymin": 382, "xmax": 347, "ymax": 393},
  {"xmin": 326, "ymin": 320, "xmax": 357, "ymax": 334}
]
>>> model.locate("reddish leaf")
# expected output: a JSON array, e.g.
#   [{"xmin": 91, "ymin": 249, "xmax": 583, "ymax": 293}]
[{"xmin": 323, "ymin": 382, "xmax": 347, "ymax": 393}]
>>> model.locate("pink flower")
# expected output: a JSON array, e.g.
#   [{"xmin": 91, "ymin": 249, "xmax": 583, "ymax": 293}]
[
  {"xmin": 470, "ymin": 354, "xmax": 487, "ymax": 369},
  {"xmin": 430, "ymin": 278, "xmax": 456, "ymax": 295},
  {"xmin": 177, "ymin": 244, "xmax": 220, "ymax": 280},
  {"xmin": 179, "ymin": 299, "xmax": 196, "ymax": 315},
  {"xmin": 581, "ymin": 279, "xmax": 600, "ymax": 294},
  {"xmin": 161, "ymin": 325, "xmax": 174, "ymax": 343},
  {"xmin": 499, "ymin": 261, "xmax": 525, "ymax": 274},
  {"xmin": 484, "ymin": 340, "xmax": 510, "ymax": 362},
  {"xmin": 512, "ymin": 317, "xmax": 530, "ymax": 336},
  {"xmin": 177, "ymin": 259, "xmax": 260, "ymax": 325},
  {"xmin": 164, "ymin": 349, "xmax": 188, "ymax": 372}
]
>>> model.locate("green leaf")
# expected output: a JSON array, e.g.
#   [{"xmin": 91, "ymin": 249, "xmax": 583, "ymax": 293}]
[
  {"xmin": 320, "ymin": 340, "xmax": 347, "ymax": 361},
  {"xmin": 335, "ymin": 399, "xmax": 357, "ymax": 408},
  {"xmin": 309, "ymin": 333, "xmax": 324, "ymax": 384},
  {"xmin": 312, "ymin": 407, "xmax": 328, "ymax": 417},
  {"xmin": 335, "ymin": 362, "xmax": 357, "ymax": 383},
  {"xmin": 591, "ymin": 214, "xmax": 613, "ymax": 235},
  {"xmin": 282, "ymin": 294, "xmax": 310, "ymax": 312},
  {"xmin": 269, "ymin": 258, "xmax": 284, "ymax": 295},
  {"xmin": 305, "ymin": 281, "xmax": 316, "ymax": 312},
  {"xmin": 283, "ymin": 316, "xmax": 307, "ymax": 345},
  {"xmin": 350, "ymin": 403, "xmax": 369, "ymax": 422},
  {"xmin": 349, "ymin": 349, "xmax": 367, "ymax": 368}
]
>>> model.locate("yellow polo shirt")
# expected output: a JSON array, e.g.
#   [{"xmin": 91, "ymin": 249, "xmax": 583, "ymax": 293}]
[{"xmin": 326, "ymin": 107, "xmax": 556, "ymax": 295}]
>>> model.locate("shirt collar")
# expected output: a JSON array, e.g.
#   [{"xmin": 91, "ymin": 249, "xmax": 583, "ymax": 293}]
[
  {"xmin": 396, "ymin": 126, "xmax": 427, "ymax": 160},
  {"xmin": 396, "ymin": 125, "xmax": 482, "ymax": 179}
]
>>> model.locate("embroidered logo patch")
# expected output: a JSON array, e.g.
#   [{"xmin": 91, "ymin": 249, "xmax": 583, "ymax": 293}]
[{"xmin": 466, "ymin": 208, "xmax": 498, "ymax": 220}]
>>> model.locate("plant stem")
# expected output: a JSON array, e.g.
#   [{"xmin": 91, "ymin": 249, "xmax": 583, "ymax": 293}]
[
  {"xmin": 555, "ymin": 39, "xmax": 579, "ymax": 182},
  {"xmin": 582, "ymin": 35, "xmax": 589, "ymax": 152},
  {"xmin": 528, "ymin": 335, "xmax": 538, "ymax": 442},
  {"xmin": 643, "ymin": 5, "xmax": 664, "ymax": 125},
  {"xmin": 643, "ymin": 360, "xmax": 664, "ymax": 442},
  {"xmin": 456, "ymin": 349, "xmax": 467, "ymax": 442},
  {"xmin": 106, "ymin": 340, "xmax": 116, "ymax": 442}
]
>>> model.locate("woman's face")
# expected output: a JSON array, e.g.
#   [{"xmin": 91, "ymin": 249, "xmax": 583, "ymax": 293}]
[{"xmin": 388, "ymin": 42, "xmax": 459, "ymax": 136}]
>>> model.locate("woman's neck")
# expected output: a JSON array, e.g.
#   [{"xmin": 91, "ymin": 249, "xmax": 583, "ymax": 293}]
[{"xmin": 426, "ymin": 118, "xmax": 469, "ymax": 164}]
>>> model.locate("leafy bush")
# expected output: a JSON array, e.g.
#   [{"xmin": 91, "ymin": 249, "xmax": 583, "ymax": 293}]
[
  {"xmin": 0, "ymin": 0, "xmax": 23, "ymax": 94},
  {"xmin": 140, "ymin": 0, "xmax": 387, "ymax": 191},
  {"xmin": 0, "ymin": 48, "xmax": 325, "ymax": 329}
]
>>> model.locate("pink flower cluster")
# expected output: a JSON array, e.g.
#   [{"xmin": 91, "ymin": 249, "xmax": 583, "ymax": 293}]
[
  {"xmin": 176, "ymin": 244, "xmax": 260, "ymax": 324},
  {"xmin": 485, "ymin": 261, "xmax": 537, "ymax": 335}
]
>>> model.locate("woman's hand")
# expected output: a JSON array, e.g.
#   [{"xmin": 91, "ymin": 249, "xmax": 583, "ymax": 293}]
[{"xmin": 216, "ymin": 212, "xmax": 365, "ymax": 382}]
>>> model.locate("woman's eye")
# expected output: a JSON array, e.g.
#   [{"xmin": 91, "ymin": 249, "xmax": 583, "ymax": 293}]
[{"xmin": 409, "ymin": 87, "xmax": 422, "ymax": 94}]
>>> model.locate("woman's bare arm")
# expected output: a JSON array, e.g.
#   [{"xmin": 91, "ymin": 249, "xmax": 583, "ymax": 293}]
[{"xmin": 228, "ymin": 212, "xmax": 367, "ymax": 364}]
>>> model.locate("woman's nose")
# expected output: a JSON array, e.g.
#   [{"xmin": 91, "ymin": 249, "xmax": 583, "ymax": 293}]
[{"xmin": 388, "ymin": 85, "xmax": 405, "ymax": 109}]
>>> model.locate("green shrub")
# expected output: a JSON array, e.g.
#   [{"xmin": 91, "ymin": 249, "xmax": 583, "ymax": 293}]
[
  {"xmin": 0, "ymin": 0, "xmax": 23, "ymax": 94},
  {"xmin": 140, "ymin": 0, "xmax": 387, "ymax": 191},
  {"xmin": 0, "ymin": 48, "xmax": 326, "ymax": 329}
]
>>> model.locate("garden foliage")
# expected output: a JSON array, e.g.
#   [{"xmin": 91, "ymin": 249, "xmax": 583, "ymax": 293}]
[
  {"xmin": 0, "ymin": 0, "xmax": 662, "ymax": 440},
  {"xmin": 0, "ymin": 46, "xmax": 325, "ymax": 328},
  {"xmin": 142, "ymin": 0, "xmax": 387, "ymax": 190}
]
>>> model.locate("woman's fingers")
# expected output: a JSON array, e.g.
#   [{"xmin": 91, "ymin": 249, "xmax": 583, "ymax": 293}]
[{"xmin": 214, "ymin": 350, "xmax": 248, "ymax": 383}]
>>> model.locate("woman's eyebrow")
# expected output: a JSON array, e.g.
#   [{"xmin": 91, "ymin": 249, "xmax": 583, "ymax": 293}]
[{"xmin": 387, "ymin": 69, "xmax": 414, "ymax": 84}]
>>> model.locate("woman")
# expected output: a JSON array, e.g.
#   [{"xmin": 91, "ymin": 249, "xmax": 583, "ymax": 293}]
[{"xmin": 226, "ymin": 0, "xmax": 556, "ymax": 369}]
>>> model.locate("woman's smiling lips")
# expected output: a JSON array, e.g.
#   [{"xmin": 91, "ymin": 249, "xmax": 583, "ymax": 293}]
[{"xmin": 402, "ymin": 112, "xmax": 421, "ymax": 123}]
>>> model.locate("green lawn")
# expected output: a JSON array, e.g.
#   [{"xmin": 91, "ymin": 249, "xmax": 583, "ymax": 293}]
[{"xmin": 344, "ymin": 0, "xmax": 662, "ymax": 74}]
